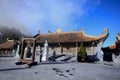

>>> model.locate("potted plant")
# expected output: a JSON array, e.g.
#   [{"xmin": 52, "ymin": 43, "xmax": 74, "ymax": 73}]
[{"xmin": 77, "ymin": 43, "xmax": 87, "ymax": 62}]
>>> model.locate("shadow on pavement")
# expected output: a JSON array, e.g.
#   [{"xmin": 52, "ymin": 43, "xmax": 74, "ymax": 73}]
[
  {"xmin": 0, "ymin": 67, "xmax": 28, "ymax": 72},
  {"xmin": 40, "ymin": 61, "xmax": 69, "ymax": 65}
]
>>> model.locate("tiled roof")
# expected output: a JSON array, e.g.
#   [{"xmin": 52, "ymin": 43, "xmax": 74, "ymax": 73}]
[
  {"xmin": 35, "ymin": 32, "xmax": 108, "ymax": 43},
  {"xmin": 0, "ymin": 40, "xmax": 14, "ymax": 50}
]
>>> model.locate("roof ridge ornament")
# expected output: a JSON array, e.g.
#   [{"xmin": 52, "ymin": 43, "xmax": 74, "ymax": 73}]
[
  {"xmin": 56, "ymin": 28, "xmax": 62, "ymax": 33},
  {"xmin": 104, "ymin": 27, "xmax": 108, "ymax": 34},
  {"xmin": 81, "ymin": 27, "xmax": 85, "ymax": 34}
]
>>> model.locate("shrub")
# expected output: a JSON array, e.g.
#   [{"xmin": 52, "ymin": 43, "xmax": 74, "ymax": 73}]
[{"xmin": 77, "ymin": 43, "xmax": 87, "ymax": 62}]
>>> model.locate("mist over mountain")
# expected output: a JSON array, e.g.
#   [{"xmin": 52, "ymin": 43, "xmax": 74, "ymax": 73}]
[{"xmin": 0, "ymin": 26, "xmax": 31, "ymax": 43}]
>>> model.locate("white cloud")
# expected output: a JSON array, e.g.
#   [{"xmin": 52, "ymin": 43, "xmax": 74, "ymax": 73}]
[{"xmin": 0, "ymin": 0, "xmax": 100, "ymax": 35}]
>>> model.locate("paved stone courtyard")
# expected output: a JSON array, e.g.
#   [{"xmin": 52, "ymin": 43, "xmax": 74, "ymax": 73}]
[{"xmin": 0, "ymin": 57, "xmax": 120, "ymax": 80}]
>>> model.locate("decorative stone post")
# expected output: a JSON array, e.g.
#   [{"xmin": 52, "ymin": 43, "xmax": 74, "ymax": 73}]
[
  {"xmin": 15, "ymin": 44, "xmax": 20, "ymax": 57},
  {"xmin": 42, "ymin": 40, "xmax": 48, "ymax": 61},
  {"xmin": 59, "ymin": 43, "xmax": 63, "ymax": 54}
]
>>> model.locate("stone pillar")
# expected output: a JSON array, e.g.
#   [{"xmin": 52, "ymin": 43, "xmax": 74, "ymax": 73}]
[
  {"xmin": 59, "ymin": 43, "xmax": 63, "ymax": 54},
  {"xmin": 93, "ymin": 46, "xmax": 94, "ymax": 55},
  {"xmin": 92, "ymin": 42, "xmax": 95, "ymax": 55},
  {"xmin": 15, "ymin": 45, "xmax": 20, "ymax": 57}
]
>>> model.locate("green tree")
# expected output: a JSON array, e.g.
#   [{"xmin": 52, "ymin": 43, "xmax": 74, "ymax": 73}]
[{"xmin": 77, "ymin": 43, "xmax": 87, "ymax": 62}]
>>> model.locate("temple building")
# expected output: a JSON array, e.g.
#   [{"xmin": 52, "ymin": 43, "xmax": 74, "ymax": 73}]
[
  {"xmin": 102, "ymin": 33, "xmax": 120, "ymax": 63},
  {"xmin": 14, "ymin": 28, "xmax": 108, "ymax": 64},
  {"xmin": 0, "ymin": 39, "xmax": 19, "ymax": 57},
  {"xmin": 34, "ymin": 28, "xmax": 109, "ymax": 55}
]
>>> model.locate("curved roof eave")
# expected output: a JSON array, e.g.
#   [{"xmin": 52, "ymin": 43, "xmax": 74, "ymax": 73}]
[
  {"xmin": 0, "ymin": 40, "xmax": 14, "ymax": 49},
  {"xmin": 35, "ymin": 31, "xmax": 109, "ymax": 44}
]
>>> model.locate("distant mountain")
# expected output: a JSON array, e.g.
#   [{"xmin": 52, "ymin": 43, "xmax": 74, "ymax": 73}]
[{"xmin": 0, "ymin": 26, "xmax": 31, "ymax": 43}]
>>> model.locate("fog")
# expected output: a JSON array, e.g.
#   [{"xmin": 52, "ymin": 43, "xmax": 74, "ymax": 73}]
[{"xmin": 0, "ymin": 0, "xmax": 100, "ymax": 35}]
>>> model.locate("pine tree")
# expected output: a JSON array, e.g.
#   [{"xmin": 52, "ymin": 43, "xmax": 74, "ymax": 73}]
[{"xmin": 77, "ymin": 43, "xmax": 87, "ymax": 62}]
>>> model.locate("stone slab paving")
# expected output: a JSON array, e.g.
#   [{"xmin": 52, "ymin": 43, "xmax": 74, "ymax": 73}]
[{"xmin": 0, "ymin": 57, "xmax": 120, "ymax": 80}]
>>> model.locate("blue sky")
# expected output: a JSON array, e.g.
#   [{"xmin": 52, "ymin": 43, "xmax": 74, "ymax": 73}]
[
  {"xmin": 0, "ymin": 0, "xmax": 119, "ymax": 47},
  {"xmin": 78, "ymin": 0, "xmax": 120, "ymax": 47}
]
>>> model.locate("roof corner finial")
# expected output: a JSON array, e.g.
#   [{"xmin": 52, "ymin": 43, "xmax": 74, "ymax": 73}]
[
  {"xmin": 81, "ymin": 27, "xmax": 85, "ymax": 34},
  {"xmin": 104, "ymin": 27, "xmax": 108, "ymax": 34}
]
